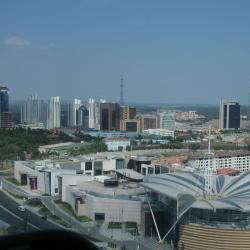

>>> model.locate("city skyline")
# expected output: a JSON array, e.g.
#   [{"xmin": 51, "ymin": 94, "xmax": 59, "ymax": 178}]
[{"xmin": 0, "ymin": 1, "xmax": 250, "ymax": 104}]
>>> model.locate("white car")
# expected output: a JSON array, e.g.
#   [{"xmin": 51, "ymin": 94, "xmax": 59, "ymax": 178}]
[{"xmin": 18, "ymin": 205, "xmax": 26, "ymax": 212}]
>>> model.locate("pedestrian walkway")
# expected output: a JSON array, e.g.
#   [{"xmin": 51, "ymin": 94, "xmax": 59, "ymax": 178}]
[{"xmin": 99, "ymin": 222, "xmax": 136, "ymax": 241}]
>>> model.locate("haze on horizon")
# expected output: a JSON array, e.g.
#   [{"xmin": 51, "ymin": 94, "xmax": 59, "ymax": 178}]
[{"xmin": 0, "ymin": 0, "xmax": 249, "ymax": 105}]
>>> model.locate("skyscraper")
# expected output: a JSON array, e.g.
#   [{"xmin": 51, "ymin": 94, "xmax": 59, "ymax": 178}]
[
  {"xmin": 79, "ymin": 105, "xmax": 89, "ymax": 131},
  {"xmin": 47, "ymin": 96, "xmax": 61, "ymax": 130},
  {"xmin": 100, "ymin": 102, "xmax": 120, "ymax": 131},
  {"xmin": 21, "ymin": 94, "xmax": 40, "ymax": 124},
  {"xmin": 88, "ymin": 98, "xmax": 96, "ymax": 129},
  {"xmin": 67, "ymin": 99, "xmax": 82, "ymax": 127},
  {"xmin": 0, "ymin": 85, "xmax": 11, "ymax": 128},
  {"xmin": 219, "ymin": 99, "xmax": 240, "ymax": 129}
]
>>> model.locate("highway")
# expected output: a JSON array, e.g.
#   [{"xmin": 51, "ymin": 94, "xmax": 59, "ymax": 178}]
[{"xmin": 0, "ymin": 191, "xmax": 60, "ymax": 231}]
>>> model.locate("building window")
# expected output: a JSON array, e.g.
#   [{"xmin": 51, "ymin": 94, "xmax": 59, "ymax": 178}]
[{"xmin": 85, "ymin": 162, "xmax": 92, "ymax": 170}]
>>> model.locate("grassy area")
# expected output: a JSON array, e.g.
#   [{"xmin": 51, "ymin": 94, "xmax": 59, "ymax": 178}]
[
  {"xmin": 6, "ymin": 177, "xmax": 21, "ymax": 186},
  {"xmin": 55, "ymin": 200, "xmax": 92, "ymax": 222},
  {"xmin": 5, "ymin": 189, "xmax": 25, "ymax": 200},
  {"xmin": 38, "ymin": 206, "xmax": 71, "ymax": 228},
  {"xmin": 0, "ymin": 171, "xmax": 12, "ymax": 176},
  {"xmin": 108, "ymin": 222, "xmax": 122, "ymax": 229}
]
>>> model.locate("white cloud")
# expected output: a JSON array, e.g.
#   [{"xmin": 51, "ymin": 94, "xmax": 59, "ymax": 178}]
[{"xmin": 3, "ymin": 35, "xmax": 31, "ymax": 48}]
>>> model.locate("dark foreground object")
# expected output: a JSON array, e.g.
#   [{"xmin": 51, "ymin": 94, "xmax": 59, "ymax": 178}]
[{"xmin": 0, "ymin": 229, "xmax": 99, "ymax": 250}]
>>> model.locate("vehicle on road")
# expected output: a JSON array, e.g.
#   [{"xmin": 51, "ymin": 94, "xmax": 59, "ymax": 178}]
[{"xmin": 17, "ymin": 205, "xmax": 25, "ymax": 212}]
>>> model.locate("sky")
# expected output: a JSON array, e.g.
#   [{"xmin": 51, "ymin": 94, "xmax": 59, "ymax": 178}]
[{"xmin": 0, "ymin": 0, "xmax": 250, "ymax": 104}]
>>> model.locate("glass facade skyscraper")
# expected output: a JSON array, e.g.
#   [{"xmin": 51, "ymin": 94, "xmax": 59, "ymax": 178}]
[
  {"xmin": 219, "ymin": 99, "xmax": 240, "ymax": 129},
  {"xmin": 0, "ymin": 86, "xmax": 11, "ymax": 128}
]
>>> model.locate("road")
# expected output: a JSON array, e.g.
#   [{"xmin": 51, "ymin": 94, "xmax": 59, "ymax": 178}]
[
  {"xmin": 0, "ymin": 205, "xmax": 36, "ymax": 232},
  {"xmin": 0, "ymin": 190, "xmax": 60, "ymax": 231}
]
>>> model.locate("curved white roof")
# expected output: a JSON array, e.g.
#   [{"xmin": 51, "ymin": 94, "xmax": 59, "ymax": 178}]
[{"xmin": 141, "ymin": 171, "xmax": 250, "ymax": 212}]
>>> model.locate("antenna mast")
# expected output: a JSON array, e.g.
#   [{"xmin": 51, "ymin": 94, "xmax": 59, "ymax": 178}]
[
  {"xmin": 204, "ymin": 126, "xmax": 213, "ymax": 197},
  {"xmin": 120, "ymin": 78, "xmax": 124, "ymax": 106}
]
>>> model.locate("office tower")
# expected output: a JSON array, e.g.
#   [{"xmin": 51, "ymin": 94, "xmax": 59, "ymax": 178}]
[
  {"xmin": 158, "ymin": 113, "xmax": 176, "ymax": 130},
  {"xmin": 67, "ymin": 99, "xmax": 82, "ymax": 127},
  {"xmin": 21, "ymin": 94, "xmax": 40, "ymax": 124},
  {"xmin": 88, "ymin": 98, "xmax": 96, "ymax": 129},
  {"xmin": 219, "ymin": 99, "xmax": 240, "ymax": 129},
  {"xmin": 0, "ymin": 85, "xmax": 11, "ymax": 128},
  {"xmin": 47, "ymin": 96, "xmax": 61, "ymax": 130},
  {"xmin": 100, "ymin": 102, "xmax": 120, "ymax": 131},
  {"xmin": 79, "ymin": 105, "xmax": 89, "ymax": 130}
]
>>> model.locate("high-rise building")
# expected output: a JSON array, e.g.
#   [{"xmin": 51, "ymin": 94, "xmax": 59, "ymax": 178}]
[
  {"xmin": 219, "ymin": 99, "xmax": 240, "ymax": 129},
  {"xmin": 120, "ymin": 106, "xmax": 137, "ymax": 132},
  {"xmin": 21, "ymin": 95, "xmax": 40, "ymax": 124},
  {"xmin": 47, "ymin": 96, "xmax": 61, "ymax": 130},
  {"xmin": 100, "ymin": 102, "xmax": 120, "ymax": 131},
  {"xmin": 79, "ymin": 105, "xmax": 89, "ymax": 130},
  {"xmin": 0, "ymin": 85, "xmax": 11, "ymax": 128},
  {"xmin": 120, "ymin": 106, "xmax": 136, "ymax": 120},
  {"xmin": 138, "ymin": 114, "xmax": 157, "ymax": 132},
  {"xmin": 158, "ymin": 113, "xmax": 176, "ymax": 130},
  {"xmin": 67, "ymin": 99, "xmax": 82, "ymax": 127},
  {"xmin": 88, "ymin": 98, "xmax": 96, "ymax": 129}
]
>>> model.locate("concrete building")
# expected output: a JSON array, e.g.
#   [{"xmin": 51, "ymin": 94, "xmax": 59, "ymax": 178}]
[
  {"xmin": 189, "ymin": 151, "xmax": 250, "ymax": 172},
  {"xmin": 100, "ymin": 102, "xmax": 120, "ymax": 131},
  {"xmin": 0, "ymin": 85, "xmax": 11, "ymax": 128},
  {"xmin": 141, "ymin": 163, "xmax": 169, "ymax": 176},
  {"xmin": 80, "ymin": 156, "xmax": 125, "ymax": 176},
  {"xmin": 47, "ymin": 96, "xmax": 61, "ymax": 130},
  {"xmin": 138, "ymin": 114, "xmax": 157, "ymax": 132},
  {"xmin": 104, "ymin": 137, "xmax": 131, "ymax": 151},
  {"xmin": 14, "ymin": 160, "xmax": 81, "ymax": 195},
  {"xmin": 65, "ymin": 178, "xmax": 144, "ymax": 224},
  {"xmin": 143, "ymin": 129, "xmax": 175, "ymax": 138},
  {"xmin": 158, "ymin": 113, "xmax": 176, "ymax": 131},
  {"xmin": 120, "ymin": 106, "xmax": 136, "ymax": 120},
  {"xmin": 219, "ymin": 99, "xmax": 240, "ymax": 129}
]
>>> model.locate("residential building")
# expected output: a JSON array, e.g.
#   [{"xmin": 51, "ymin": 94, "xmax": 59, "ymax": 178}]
[
  {"xmin": 189, "ymin": 151, "xmax": 250, "ymax": 172},
  {"xmin": 219, "ymin": 99, "xmax": 240, "ymax": 129},
  {"xmin": 0, "ymin": 85, "xmax": 11, "ymax": 128},
  {"xmin": 100, "ymin": 102, "xmax": 120, "ymax": 131},
  {"xmin": 158, "ymin": 113, "xmax": 176, "ymax": 130},
  {"xmin": 104, "ymin": 137, "xmax": 131, "ymax": 151},
  {"xmin": 143, "ymin": 129, "xmax": 175, "ymax": 138},
  {"xmin": 88, "ymin": 98, "xmax": 95, "ymax": 129},
  {"xmin": 138, "ymin": 114, "xmax": 157, "ymax": 132},
  {"xmin": 21, "ymin": 94, "xmax": 41, "ymax": 124},
  {"xmin": 67, "ymin": 98, "xmax": 82, "ymax": 127},
  {"xmin": 120, "ymin": 106, "xmax": 136, "ymax": 120},
  {"xmin": 47, "ymin": 96, "xmax": 61, "ymax": 130}
]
